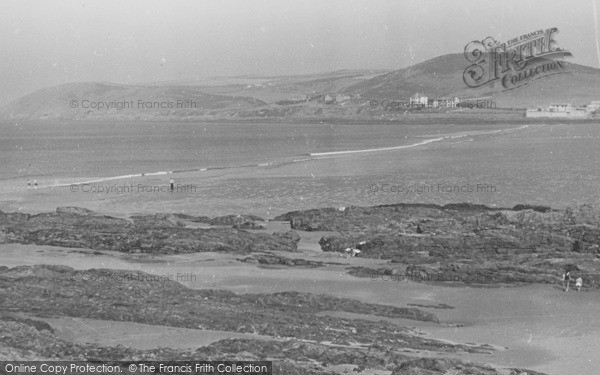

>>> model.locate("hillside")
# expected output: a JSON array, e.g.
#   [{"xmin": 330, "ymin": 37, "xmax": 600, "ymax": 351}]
[
  {"xmin": 2, "ymin": 54, "xmax": 599, "ymax": 121},
  {"xmin": 343, "ymin": 53, "xmax": 600, "ymax": 107},
  {"xmin": 147, "ymin": 69, "xmax": 390, "ymax": 103},
  {"xmin": 0, "ymin": 82, "xmax": 266, "ymax": 121}
]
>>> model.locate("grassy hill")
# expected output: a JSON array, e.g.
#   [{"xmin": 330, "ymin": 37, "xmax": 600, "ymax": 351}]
[
  {"xmin": 0, "ymin": 82, "xmax": 266, "ymax": 121},
  {"xmin": 342, "ymin": 53, "xmax": 600, "ymax": 108},
  {"xmin": 2, "ymin": 54, "xmax": 599, "ymax": 121},
  {"xmin": 163, "ymin": 70, "xmax": 391, "ymax": 103}
]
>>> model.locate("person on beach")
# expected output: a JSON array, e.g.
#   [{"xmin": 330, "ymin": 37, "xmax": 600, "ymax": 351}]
[
  {"xmin": 576, "ymin": 276, "xmax": 583, "ymax": 293},
  {"xmin": 33, "ymin": 179, "xmax": 38, "ymax": 189},
  {"xmin": 344, "ymin": 247, "xmax": 352, "ymax": 258},
  {"xmin": 27, "ymin": 179, "xmax": 31, "ymax": 189},
  {"xmin": 563, "ymin": 271, "xmax": 571, "ymax": 291},
  {"xmin": 169, "ymin": 178, "xmax": 174, "ymax": 192}
]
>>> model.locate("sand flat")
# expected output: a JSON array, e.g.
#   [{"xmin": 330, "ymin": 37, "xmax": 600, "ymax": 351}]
[
  {"xmin": 40, "ymin": 317, "xmax": 275, "ymax": 350},
  {"xmin": 3, "ymin": 242, "xmax": 600, "ymax": 374}
]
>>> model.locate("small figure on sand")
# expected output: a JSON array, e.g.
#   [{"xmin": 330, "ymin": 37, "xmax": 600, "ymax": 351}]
[
  {"xmin": 27, "ymin": 179, "xmax": 31, "ymax": 189},
  {"xmin": 563, "ymin": 271, "xmax": 571, "ymax": 291},
  {"xmin": 575, "ymin": 276, "xmax": 583, "ymax": 293},
  {"xmin": 169, "ymin": 178, "xmax": 174, "ymax": 192},
  {"xmin": 33, "ymin": 179, "xmax": 38, "ymax": 189}
]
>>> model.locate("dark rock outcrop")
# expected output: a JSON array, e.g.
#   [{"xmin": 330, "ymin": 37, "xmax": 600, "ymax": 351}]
[
  {"xmin": 173, "ymin": 213, "xmax": 266, "ymax": 229},
  {"xmin": 0, "ymin": 316, "xmax": 543, "ymax": 374},
  {"xmin": 276, "ymin": 203, "xmax": 600, "ymax": 288},
  {"xmin": 392, "ymin": 358, "xmax": 547, "ymax": 375},
  {"xmin": 0, "ymin": 207, "xmax": 290, "ymax": 254},
  {"xmin": 0, "ymin": 265, "xmax": 546, "ymax": 374},
  {"xmin": 272, "ymin": 229, "xmax": 301, "ymax": 244},
  {"xmin": 1, "ymin": 265, "xmax": 445, "ymax": 344},
  {"xmin": 209, "ymin": 214, "xmax": 266, "ymax": 229},
  {"xmin": 240, "ymin": 254, "xmax": 325, "ymax": 268}
]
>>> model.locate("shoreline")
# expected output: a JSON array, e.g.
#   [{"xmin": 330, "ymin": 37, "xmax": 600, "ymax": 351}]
[
  {"xmin": 2, "ymin": 123, "xmax": 530, "ymax": 192},
  {"xmin": 0, "ymin": 121, "xmax": 533, "ymax": 195},
  {"xmin": 3, "ymin": 111, "xmax": 599, "ymax": 125}
]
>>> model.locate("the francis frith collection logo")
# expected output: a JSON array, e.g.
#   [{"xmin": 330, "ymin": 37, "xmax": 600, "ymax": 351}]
[{"xmin": 463, "ymin": 27, "xmax": 572, "ymax": 91}]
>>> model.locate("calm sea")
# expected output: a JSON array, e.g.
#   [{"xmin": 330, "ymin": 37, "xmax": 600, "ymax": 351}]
[{"xmin": 0, "ymin": 121, "xmax": 516, "ymax": 184}]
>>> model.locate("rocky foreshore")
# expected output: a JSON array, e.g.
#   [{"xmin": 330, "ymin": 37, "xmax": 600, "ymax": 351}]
[
  {"xmin": 275, "ymin": 203, "xmax": 600, "ymax": 289},
  {"xmin": 1, "ymin": 203, "xmax": 599, "ymax": 289},
  {"xmin": 0, "ymin": 314, "xmax": 543, "ymax": 374},
  {"xmin": 0, "ymin": 265, "xmax": 544, "ymax": 374},
  {"xmin": 0, "ymin": 207, "xmax": 298, "ymax": 254},
  {"xmin": 2, "ymin": 202, "xmax": 594, "ymax": 373}
]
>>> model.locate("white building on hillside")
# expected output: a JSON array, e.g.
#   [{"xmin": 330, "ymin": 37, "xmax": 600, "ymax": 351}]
[
  {"xmin": 436, "ymin": 97, "xmax": 460, "ymax": 108},
  {"xmin": 549, "ymin": 104, "xmax": 572, "ymax": 112},
  {"xmin": 410, "ymin": 93, "xmax": 428, "ymax": 107}
]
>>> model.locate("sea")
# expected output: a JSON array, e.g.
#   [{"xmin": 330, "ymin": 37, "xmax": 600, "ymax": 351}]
[{"xmin": 1, "ymin": 120, "xmax": 599, "ymax": 216}]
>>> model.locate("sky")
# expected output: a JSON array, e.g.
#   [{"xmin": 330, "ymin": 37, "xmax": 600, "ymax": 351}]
[{"xmin": 1, "ymin": 0, "xmax": 599, "ymax": 106}]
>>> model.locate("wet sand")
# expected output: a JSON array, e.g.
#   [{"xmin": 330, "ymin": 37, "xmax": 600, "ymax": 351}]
[
  {"xmin": 41, "ymin": 317, "xmax": 275, "ymax": 350},
  {"xmin": 4, "ymin": 123, "xmax": 600, "ymax": 218},
  {"xmin": 2, "ymin": 240, "xmax": 599, "ymax": 374}
]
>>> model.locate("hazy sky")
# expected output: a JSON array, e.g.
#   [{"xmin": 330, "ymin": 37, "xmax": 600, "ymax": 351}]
[{"xmin": 1, "ymin": 0, "xmax": 599, "ymax": 105}]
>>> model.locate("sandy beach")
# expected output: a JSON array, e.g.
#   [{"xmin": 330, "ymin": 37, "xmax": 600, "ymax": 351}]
[
  {"xmin": 2, "ymin": 122, "xmax": 600, "ymax": 374},
  {"xmin": 2, "ymin": 232, "xmax": 599, "ymax": 374},
  {"xmin": 3, "ymin": 123, "xmax": 600, "ymax": 219}
]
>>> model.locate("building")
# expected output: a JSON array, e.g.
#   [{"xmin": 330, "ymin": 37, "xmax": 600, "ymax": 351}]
[
  {"xmin": 548, "ymin": 104, "xmax": 572, "ymax": 112},
  {"xmin": 335, "ymin": 94, "xmax": 351, "ymax": 103},
  {"xmin": 526, "ymin": 103, "xmax": 587, "ymax": 118},
  {"xmin": 433, "ymin": 97, "xmax": 460, "ymax": 108},
  {"xmin": 410, "ymin": 93, "xmax": 428, "ymax": 107},
  {"xmin": 409, "ymin": 93, "xmax": 460, "ymax": 108}
]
